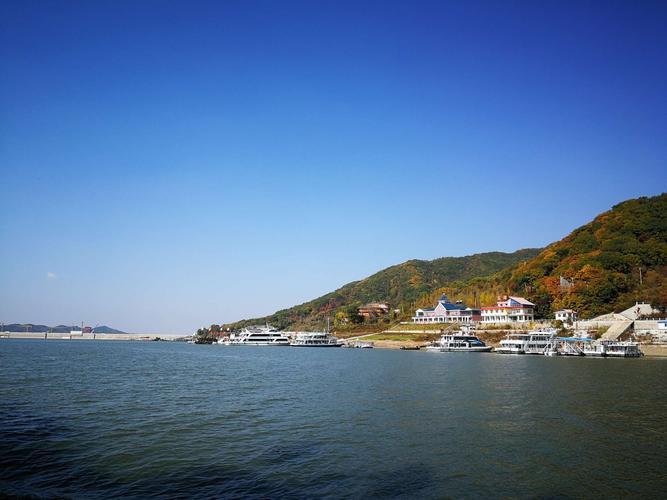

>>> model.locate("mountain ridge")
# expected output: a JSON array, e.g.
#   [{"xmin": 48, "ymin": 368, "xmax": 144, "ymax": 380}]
[
  {"xmin": 1, "ymin": 324, "xmax": 125, "ymax": 334},
  {"xmin": 222, "ymin": 248, "xmax": 541, "ymax": 330}
]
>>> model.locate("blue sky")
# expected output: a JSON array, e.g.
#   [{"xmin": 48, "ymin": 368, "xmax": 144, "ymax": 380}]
[{"xmin": 1, "ymin": 0, "xmax": 666, "ymax": 333}]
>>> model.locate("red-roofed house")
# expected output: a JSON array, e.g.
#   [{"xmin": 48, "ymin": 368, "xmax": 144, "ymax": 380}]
[{"xmin": 358, "ymin": 303, "xmax": 391, "ymax": 319}]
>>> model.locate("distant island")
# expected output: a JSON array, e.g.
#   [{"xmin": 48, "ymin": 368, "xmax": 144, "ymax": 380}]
[{"xmin": 0, "ymin": 324, "xmax": 125, "ymax": 334}]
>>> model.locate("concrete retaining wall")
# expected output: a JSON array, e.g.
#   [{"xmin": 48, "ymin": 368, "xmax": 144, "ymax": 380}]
[
  {"xmin": 575, "ymin": 320, "xmax": 618, "ymax": 330},
  {"xmin": 634, "ymin": 320, "xmax": 661, "ymax": 331}
]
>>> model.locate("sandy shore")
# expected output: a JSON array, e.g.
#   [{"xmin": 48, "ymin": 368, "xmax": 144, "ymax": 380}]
[{"xmin": 371, "ymin": 340, "xmax": 426, "ymax": 349}]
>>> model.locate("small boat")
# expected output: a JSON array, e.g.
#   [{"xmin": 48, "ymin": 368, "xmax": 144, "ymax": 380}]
[{"xmin": 400, "ymin": 346, "xmax": 421, "ymax": 351}]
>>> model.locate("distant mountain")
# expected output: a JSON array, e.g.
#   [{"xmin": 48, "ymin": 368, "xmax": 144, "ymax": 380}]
[
  {"xmin": 222, "ymin": 248, "xmax": 540, "ymax": 330},
  {"xmin": 89, "ymin": 326, "xmax": 125, "ymax": 334},
  {"xmin": 1, "ymin": 323, "xmax": 125, "ymax": 334}
]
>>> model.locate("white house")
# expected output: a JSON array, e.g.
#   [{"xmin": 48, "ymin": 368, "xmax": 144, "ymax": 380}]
[
  {"xmin": 413, "ymin": 294, "xmax": 481, "ymax": 324},
  {"xmin": 554, "ymin": 309, "xmax": 578, "ymax": 323},
  {"xmin": 481, "ymin": 296, "xmax": 535, "ymax": 324}
]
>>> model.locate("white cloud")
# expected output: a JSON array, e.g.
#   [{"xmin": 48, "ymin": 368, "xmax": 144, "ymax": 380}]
[{"xmin": 47, "ymin": 272, "xmax": 57, "ymax": 280}]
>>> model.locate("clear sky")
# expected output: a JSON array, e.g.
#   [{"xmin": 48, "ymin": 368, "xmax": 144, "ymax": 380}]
[{"xmin": 1, "ymin": 0, "xmax": 666, "ymax": 333}]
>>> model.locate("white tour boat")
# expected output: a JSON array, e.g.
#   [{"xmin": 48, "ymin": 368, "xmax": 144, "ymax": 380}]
[
  {"xmin": 583, "ymin": 340, "xmax": 644, "ymax": 358},
  {"xmin": 495, "ymin": 329, "xmax": 557, "ymax": 355},
  {"xmin": 291, "ymin": 331, "xmax": 343, "ymax": 347},
  {"xmin": 426, "ymin": 326, "xmax": 492, "ymax": 352},
  {"xmin": 226, "ymin": 325, "xmax": 291, "ymax": 346}
]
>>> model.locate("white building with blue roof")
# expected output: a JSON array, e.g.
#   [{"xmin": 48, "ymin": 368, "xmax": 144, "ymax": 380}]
[{"xmin": 412, "ymin": 294, "xmax": 481, "ymax": 324}]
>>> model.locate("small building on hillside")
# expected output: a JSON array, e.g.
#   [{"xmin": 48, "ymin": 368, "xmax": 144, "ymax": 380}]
[
  {"xmin": 481, "ymin": 296, "xmax": 535, "ymax": 324},
  {"xmin": 358, "ymin": 302, "xmax": 391, "ymax": 319},
  {"xmin": 559, "ymin": 276, "xmax": 574, "ymax": 291},
  {"xmin": 554, "ymin": 309, "xmax": 578, "ymax": 323},
  {"xmin": 412, "ymin": 294, "xmax": 481, "ymax": 324}
]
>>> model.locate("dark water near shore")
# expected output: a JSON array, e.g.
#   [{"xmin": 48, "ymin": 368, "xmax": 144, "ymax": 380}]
[{"xmin": 1, "ymin": 340, "xmax": 666, "ymax": 499}]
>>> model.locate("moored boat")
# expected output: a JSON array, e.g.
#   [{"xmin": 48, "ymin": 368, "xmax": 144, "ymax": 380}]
[
  {"xmin": 426, "ymin": 326, "xmax": 492, "ymax": 353},
  {"xmin": 583, "ymin": 340, "xmax": 644, "ymax": 357},
  {"xmin": 495, "ymin": 329, "xmax": 557, "ymax": 355},
  {"xmin": 291, "ymin": 331, "xmax": 343, "ymax": 347},
  {"xmin": 227, "ymin": 325, "xmax": 291, "ymax": 346}
]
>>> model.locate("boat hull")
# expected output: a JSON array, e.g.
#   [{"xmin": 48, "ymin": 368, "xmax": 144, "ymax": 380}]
[
  {"xmin": 290, "ymin": 343, "xmax": 343, "ymax": 347},
  {"xmin": 425, "ymin": 346, "xmax": 492, "ymax": 352},
  {"xmin": 585, "ymin": 352, "xmax": 644, "ymax": 358},
  {"xmin": 228, "ymin": 342, "xmax": 290, "ymax": 346}
]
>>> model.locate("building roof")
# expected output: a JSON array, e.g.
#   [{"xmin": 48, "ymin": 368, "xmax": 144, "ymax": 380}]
[
  {"xmin": 481, "ymin": 306, "xmax": 532, "ymax": 310},
  {"xmin": 509, "ymin": 296, "xmax": 535, "ymax": 306},
  {"xmin": 441, "ymin": 302, "xmax": 467, "ymax": 311}
]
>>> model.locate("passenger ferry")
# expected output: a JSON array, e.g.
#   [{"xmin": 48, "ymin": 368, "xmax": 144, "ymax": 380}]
[
  {"xmin": 495, "ymin": 329, "xmax": 557, "ymax": 355},
  {"xmin": 225, "ymin": 325, "xmax": 290, "ymax": 346},
  {"xmin": 291, "ymin": 331, "xmax": 343, "ymax": 347},
  {"xmin": 426, "ymin": 328, "xmax": 492, "ymax": 352},
  {"xmin": 583, "ymin": 340, "xmax": 644, "ymax": 357}
]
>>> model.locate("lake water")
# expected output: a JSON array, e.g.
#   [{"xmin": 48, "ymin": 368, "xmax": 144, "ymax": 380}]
[{"xmin": 1, "ymin": 340, "xmax": 666, "ymax": 498}]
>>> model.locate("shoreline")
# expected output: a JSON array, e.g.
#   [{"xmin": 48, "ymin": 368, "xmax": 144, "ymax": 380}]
[
  {"xmin": 367, "ymin": 339, "xmax": 667, "ymax": 356},
  {"xmin": 4, "ymin": 333, "xmax": 667, "ymax": 357}
]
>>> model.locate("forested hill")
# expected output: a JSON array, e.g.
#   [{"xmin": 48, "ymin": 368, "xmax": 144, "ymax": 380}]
[
  {"xmin": 222, "ymin": 248, "xmax": 540, "ymax": 330},
  {"xmin": 215, "ymin": 193, "xmax": 666, "ymax": 333},
  {"xmin": 430, "ymin": 193, "xmax": 667, "ymax": 319},
  {"xmin": 505, "ymin": 193, "xmax": 667, "ymax": 317}
]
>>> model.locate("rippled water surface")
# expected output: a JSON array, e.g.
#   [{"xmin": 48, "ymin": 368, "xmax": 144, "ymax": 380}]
[{"xmin": 1, "ymin": 340, "xmax": 666, "ymax": 498}]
